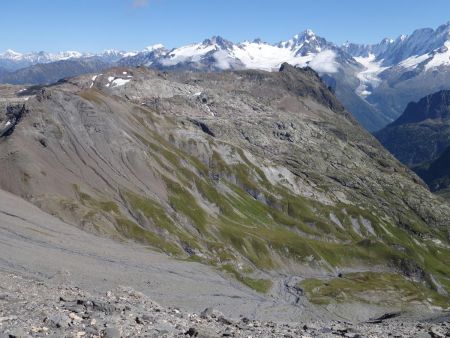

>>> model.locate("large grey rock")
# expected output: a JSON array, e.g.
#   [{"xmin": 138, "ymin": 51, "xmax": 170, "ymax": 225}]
[
  {"xmin": 45, "ymin": 313, "xmax": 70, "ymax": 329},
  {"xmin": 103, "ymin": 327, "xmax": 121, "ymax": 338}
]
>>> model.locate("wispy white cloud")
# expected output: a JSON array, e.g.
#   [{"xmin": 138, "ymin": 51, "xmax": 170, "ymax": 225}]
[
  {"xmin": 309, "ymin": 50, "xmax": 339, "ymax": 74},
  {"xmin": 132, "ymin": 0, "xmax": 149, "ymax": 8}
]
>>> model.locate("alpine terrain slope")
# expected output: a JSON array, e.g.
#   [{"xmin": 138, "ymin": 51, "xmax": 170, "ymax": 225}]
[
  {"xmin": 375, "ymin": 89, "xmax": 450, "ymax": 199},
  {"xmin": 376, "ymin": 90, "xmax": 450, "ymax": 165},
  {"xmin": 3, "ymin": 22, "xmax": 450, "ymax": 132},
  {"xmin": 0, "ymin": 63, "xmax": 449, "ymax": 335}
]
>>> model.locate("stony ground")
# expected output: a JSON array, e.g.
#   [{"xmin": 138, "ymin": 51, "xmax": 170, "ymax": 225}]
[{"xmin": 0, "ymin": 273, "xmax": 448, "ymax": 338}]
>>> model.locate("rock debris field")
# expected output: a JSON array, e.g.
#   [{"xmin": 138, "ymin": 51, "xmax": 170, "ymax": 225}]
[{"xmin": 0, "ymin": 273, "xmax": 448, "ymax": 338}]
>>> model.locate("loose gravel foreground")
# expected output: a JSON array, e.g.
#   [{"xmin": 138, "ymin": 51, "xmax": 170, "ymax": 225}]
[{"xmin": 0, "ymin": 272, "xmax": 449, "ymax": 338}]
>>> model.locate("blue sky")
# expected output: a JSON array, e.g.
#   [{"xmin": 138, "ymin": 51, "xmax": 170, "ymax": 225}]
[{"xmin": 1, "ymin": 0, "xmax": 450, "ymax": 53}]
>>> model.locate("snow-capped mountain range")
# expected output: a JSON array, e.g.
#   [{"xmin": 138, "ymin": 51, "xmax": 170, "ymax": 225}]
[
  {"xmin": 2, "ymin": 22, "xmax": 450, "ymax": 131},
  {"xmin": 119, "ymin": 31, "xmax": 356, "ymax": 73},
  {"xmin": 343, "ymin": 22, "xmax": 450, "ymax": 66},
  {"xmin": 0, "ymin": 49, "xmax": 137, "ymax": 71},
  {"xmin": 0, "ymin": 29, "xmax": 360, "ymax": 74}
]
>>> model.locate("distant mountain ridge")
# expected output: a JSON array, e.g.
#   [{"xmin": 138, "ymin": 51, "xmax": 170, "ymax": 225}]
[
  {"xmin": 342, "ymin": 22, "xmax": 450, "ymax": 66},
  {"xmin": 391, "ymin": 90, "xmax": 450, "ymax": 126},
  {"xmin": 376, "ymin": 90, "xmax": 450, "ymax": 166},
  {"xmin": 3, "ymin": 22, "xmax": 450, "ymax": 131},
  {"xmin": 0, "ymin": 58, "xmax": 111, "ymax": 85},
  {"xmin": 0, "ymin": 49, "xmax": 136, "ymax": 71}
]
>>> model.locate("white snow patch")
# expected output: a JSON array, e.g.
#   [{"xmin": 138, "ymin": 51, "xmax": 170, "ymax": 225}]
[
  {"xmin": 398, "ymin": 54, "xmax": 429, "ymax": 69},
  {"xmin": 111, "ymin": 78, "xmax": 131, "ymax": 87},
  {"xmin": 89, "ymin": 75, "xmax": 99, "ymax": 88},
  {"xmin": 1, "ymin": 49, "xmax": 23, "ymax": 60},
  {"xmin": 122, "ymin": 71, "xmax": 127, "ymax": 75},
  {"xmin": 5, "ymin": 121, "xmax": 11, "ymax": 127},
  {"xmin": 425, "ymin": 41, "xmax": 450, "ymax": 70},
  {"xmin": 193, "ymin": 92, "xmax": 202, "ymax": 96},
  {"xmin": 232, "ymin": 42, "xmax": 295, "ymax": 71},
  {"xmin": 122, "ymin": 51, "xmax": 138, "ymax": 57},
  {"xmin": 231, "ymin": 42, "xmax": 338, "ymax": 73},
  {"xmin": 161, "ymin": 43, "xmax": 216, "ymax": 66},
  {"xmin": 158, "ymin": 40, "xmax": 338, "ymax": 73},
  {"xmin": 142, "ymin": 44, "xmax": 165, "ymax": 52},
  {"xmin": 107, "ymin": 76, "xmax": 115, "ymax": 82}
]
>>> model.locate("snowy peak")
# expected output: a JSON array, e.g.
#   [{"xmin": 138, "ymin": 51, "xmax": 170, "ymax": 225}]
[
  {"xmin": 94, "ymin": 50, "xmax": 137, "ymax": 63},
  {"xmin": 146, "ymin": 30, "xmax": 345, "ymax": 73},
  {"xmin": 1, "ymin": 49, "xmax": 23, "ymax": 60},
  {"xmin": 279, "ymin": 29, "xmax": 317, "ymax": 49},
  {"xmin": 0, "ymin": 49, "xmax": 141, "ymax": 71},
  {"xmin": 142, "ymin": 44, "xmax": 165, "ymax": 52},
  {"xmin": 434, "ymin": 21, "xmax": 450, "ymax": 36},
  {"xmin": 291, "ymin": 28, "xmax": 317, "ymax": 44},
  {"xmin": 342, "ymin": 38, "xmax": 395, "ymax": 58},
  {"xmin": 345, "ymin": 22, "xmax": 450, "ymax": 67},
  {"xmin": 201, "ymin": 36, "xmax": 234, "ymax": 50},
  {"xmin": 55, "ymin": 51, "xmax": 84, "ymax": 59},
  {"xmin": 251, "ymin": 38, "xmax": 264, "ymax": 44},
  {"xmin": 376, "ymin": 25, "xmax": 450, "ymax": 67},
  {"xmin": 152, "ymin": 36, "xmax": 241, "ymax": 70},
  {"xmin": 3, "ymin": 22, "xmax": 450, "ymax": 85},
  {"xmin": 117, "ymin": 44, "xmax": 168, "ymax": 68},
  {"xmin": 0, "ymin": 49, "xmax": 88, "ymax": 67},
  {"xmin": 277, "ymin": 30, "xmax": 337, "ymax": 59},
  {"xmin": 114, "ymin": 29, "xmax": 349, "ymax": 74}
]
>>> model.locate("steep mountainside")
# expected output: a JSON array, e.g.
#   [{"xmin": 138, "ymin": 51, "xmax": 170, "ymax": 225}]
[
  {"xmin": 0, "ymin": 186, "xmax": 310, "ymax": 322},
  {"xmin": 0, "ymin": 65, "xmax": 449, "ymax": 315},
  {"xmin": 376, "ymin": 90, "xmax": 450, "ymax": 165},
  {"xmin": 413, "ymin": 146, "xmax": 450, "ymax": 192},
  {"xmin": 392, "ymin": 90, "xmax": 450, "ymax": 125}
]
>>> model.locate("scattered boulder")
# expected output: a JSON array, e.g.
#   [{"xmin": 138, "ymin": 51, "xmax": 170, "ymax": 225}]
[
  {"xmin": 103, "ymin": 327, "xmax": 121, "ymax": 338},
  {"xmin": 200, "ymin": 307, "xmax": 223, "ymax": 319},
  {"xmin": 45, "ymin": 313, "xmax": 70, "ymax": 329}
]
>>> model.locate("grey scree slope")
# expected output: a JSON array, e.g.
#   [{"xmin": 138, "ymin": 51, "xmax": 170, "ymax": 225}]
[
  {"xmin": 2, "ymin": 188, "xmax": 448, "ymax": 337},
  {"xmin": 0, "ymin": 187, "xmax": 329, "ymax": 323}
]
